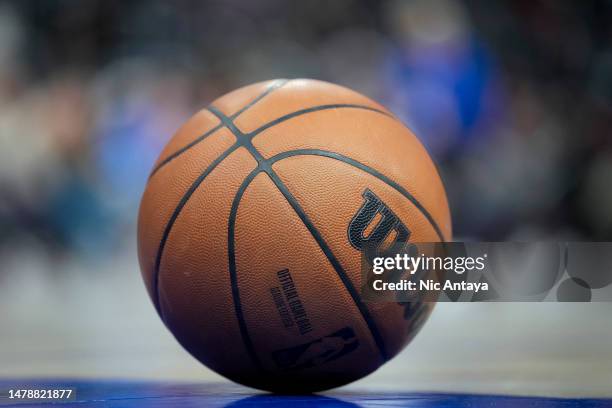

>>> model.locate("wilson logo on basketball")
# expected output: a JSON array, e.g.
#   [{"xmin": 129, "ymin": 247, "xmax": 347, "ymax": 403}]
[{"xmin": 348, "ymin": 189, "xmax": 411, "ymax": 255}]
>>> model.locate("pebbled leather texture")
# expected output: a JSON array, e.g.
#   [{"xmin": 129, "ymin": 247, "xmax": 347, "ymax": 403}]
[{"xmin": 137, "ymin": 79, "xmax": 451, "ymax": 392}]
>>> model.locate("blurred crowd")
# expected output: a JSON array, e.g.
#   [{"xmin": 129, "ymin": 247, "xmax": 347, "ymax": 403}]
[{"xmin": 0, "ymin": 0, "xmax": 611, "ymax": 267}]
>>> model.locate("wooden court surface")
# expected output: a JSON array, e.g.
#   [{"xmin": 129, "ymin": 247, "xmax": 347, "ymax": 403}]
[{"xmin": 1, "ymin": 245, "xmax": 611, "ymax": 406}]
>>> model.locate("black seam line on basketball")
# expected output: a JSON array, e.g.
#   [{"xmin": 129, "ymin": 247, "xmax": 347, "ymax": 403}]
[
  {"xmin": 152, "ymin": 143, "xmax": 241, "ymax": 317},
  {"xmin": 248, "ymin": 104, "xmax": 394, "ymax": 139},
  {"xmin": 150, "ymin": 102, "xmax": 390, "ymax": 179},
  {"xmin": 227, "ymin": 169, "xmax": 266, "ymax": 373},
  {"xmin": 149, "ymin": 123, "xmax": 224, "ymax": 179},
  {"xmin": 207, "ymin": 105, "xmax": 389, "ymax": 362},
  {"xmin": 151, "ymin": 102, "xmax": 394, "ymax": 318},
  {"xmin": 268, "ymin": 149, "xmax": 446, "ymax": 242},
  {"xmin": 263, "ymin": 169, "xmax": 389, "ymax": 362},
  {"xmin": 231, "ymin": 79, "xmax": 289, "ymax": 118},
  {"xmin": 148, "ymin": 79, "xmax": 289, "ymax": 179},
  {"xmin": 210, "ymin": 103, "xmax": 394, "ymax": 168},
  {"xmin": 206, "ymin": 106, "xmax": 268, "ymax": 167}
]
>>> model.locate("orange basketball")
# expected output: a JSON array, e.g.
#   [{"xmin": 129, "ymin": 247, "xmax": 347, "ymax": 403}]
[{"xmin": 137, "ymin": 79, "xmax": 452, "ymax": 392}]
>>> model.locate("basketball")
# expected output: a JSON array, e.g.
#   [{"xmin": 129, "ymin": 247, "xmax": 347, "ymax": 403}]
[{"xmin": 137, "ymin": 79, "xmax": 452, "ymax": 393}]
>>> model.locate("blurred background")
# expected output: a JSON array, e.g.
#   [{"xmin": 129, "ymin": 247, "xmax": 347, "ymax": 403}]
[{"xmin": 0, "ymin": 0, "xmax": 611, "ymax": 398}]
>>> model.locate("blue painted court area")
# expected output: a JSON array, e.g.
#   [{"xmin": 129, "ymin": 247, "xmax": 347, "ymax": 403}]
[{"xmin": 0, "ymin": 381, "xmax": 610, "ymax": 408}]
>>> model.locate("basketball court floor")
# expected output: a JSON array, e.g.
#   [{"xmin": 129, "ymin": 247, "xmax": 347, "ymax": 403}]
[
  {"xmin": 1, "ymin": 244, "xmax": 611, "ymax": 407},
  {"xmin": 1, "ymin": 380, "xmax": 610, "ymax": 407}
]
